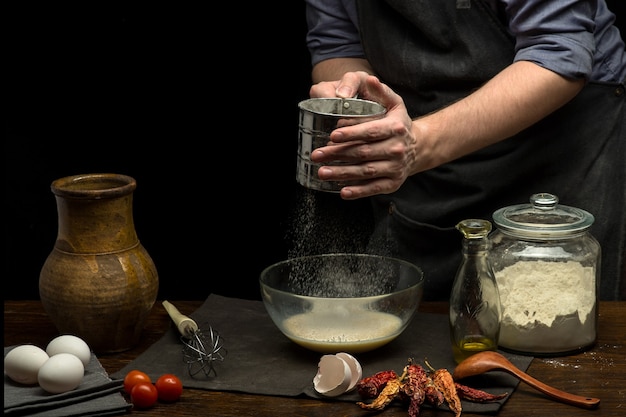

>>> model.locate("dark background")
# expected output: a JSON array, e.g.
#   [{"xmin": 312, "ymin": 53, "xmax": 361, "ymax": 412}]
[
  {"xmin": 5, "ymin": 3, "xmax": 625, "ymax": 301},
  {"xmin": 5, "ymin": 3, "xmax": 314, "ymax": 301}
]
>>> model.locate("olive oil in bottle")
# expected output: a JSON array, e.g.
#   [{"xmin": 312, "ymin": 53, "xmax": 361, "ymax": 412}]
[
  {"xmin": 449, "ymin": 219, "xmax": 502, "ymax": 364},
  {"xmin": 452, "ymin": 336, "xmax": 498, "ymax": 363}
]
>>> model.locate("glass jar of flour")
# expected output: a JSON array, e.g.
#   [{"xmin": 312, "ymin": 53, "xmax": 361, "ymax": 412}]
[{"xmin": 490, "ymin": 193, "xmax": 600, "ymax": 355}]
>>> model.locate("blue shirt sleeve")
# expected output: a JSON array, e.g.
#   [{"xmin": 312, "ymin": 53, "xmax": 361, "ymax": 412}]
[
  {"xmin": 305, "ymin": 0, "xmax": 364, "ymax": 66},
  {"xmin": 304, "ymin": 0, "xmax": 625, "ymax": 82},
  {"xmin": 505, "ymin": 0, "xmax": 596, "ymax": 80}
]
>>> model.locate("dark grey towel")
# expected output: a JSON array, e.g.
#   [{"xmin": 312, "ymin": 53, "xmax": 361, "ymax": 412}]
[
  {"xmin": 111, "ymin": 294, "xmax": 533, "ymax": 414},
  {"xmin": 4, "ymin": 348, "xmax": 131, "ymax": 417}
]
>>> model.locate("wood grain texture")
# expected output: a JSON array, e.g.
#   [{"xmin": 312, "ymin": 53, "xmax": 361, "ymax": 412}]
[{"xmin": 4, "ymin": 301, "xmax": 625, "ymax": 416}]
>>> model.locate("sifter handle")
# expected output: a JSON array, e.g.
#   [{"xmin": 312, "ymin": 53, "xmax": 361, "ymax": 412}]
[{"xmin": 162, "ymin": 300, "xmax": 199, "ymax": 337}]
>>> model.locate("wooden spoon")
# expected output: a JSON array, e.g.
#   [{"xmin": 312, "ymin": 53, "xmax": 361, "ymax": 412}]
[{"xmin": 452, "ymin": 351, "xmax": 600, "ymax": 409}]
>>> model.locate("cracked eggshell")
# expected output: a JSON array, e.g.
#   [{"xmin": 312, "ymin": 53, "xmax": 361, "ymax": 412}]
[
  {"xmin": 313, "ymin": 354, "xmax": 352, "ymax": 397},
  {"xmin": 335, "ymin": 352, "xmax": 362, "ymax": 392}
]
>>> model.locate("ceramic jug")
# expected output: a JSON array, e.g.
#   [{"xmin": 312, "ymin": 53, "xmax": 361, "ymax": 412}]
[{"xmin": 39, "ymin": 173, "xmax": 159, "ymax": 353}]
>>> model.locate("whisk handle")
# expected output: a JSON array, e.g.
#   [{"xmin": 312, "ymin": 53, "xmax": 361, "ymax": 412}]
[{"xmin": 162, "ymin": 300, "xmax": 199, "ymax": 337}]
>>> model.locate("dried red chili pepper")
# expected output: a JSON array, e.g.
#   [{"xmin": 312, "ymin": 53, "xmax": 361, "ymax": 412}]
[
  {"xmin": 399, "ymin": 362, "xmax": 428, "ymax": 417},
  {"xmin": 357, "ymin": 377, "xmax": 403, "ymax": 411},
  {"xmin": 424, "ymin": 373, "xmax": 444, "ymax": 407},
  {"xmin": 455, "ymin": 382, "xmax": 508, "ymax": 402},
  {"xmin": 356, "ymin": 360, "xmax": 509, "ymax": 416},
  {"xmin": 356, "ymin": 370, "xmax": 398, "ymax": 398},
  {"xmin": 431, "ymin": 368, "xmax": 462, "ymax": 417}
]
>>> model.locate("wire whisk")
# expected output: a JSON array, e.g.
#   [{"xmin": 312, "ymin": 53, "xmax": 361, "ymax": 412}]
[{"xmin": 162, "ymin": 300, "xmax": 226, "ymax": 378}]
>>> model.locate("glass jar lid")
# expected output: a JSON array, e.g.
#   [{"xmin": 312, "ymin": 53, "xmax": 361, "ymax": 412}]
[{"xmin": 492, "ymin": 193, "xmax": 595, "ymax": 239}]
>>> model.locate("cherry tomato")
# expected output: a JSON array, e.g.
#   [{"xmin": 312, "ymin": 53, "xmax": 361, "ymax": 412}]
[
  {"xmin": 123, "ymin": 370, "xmax": 152, "ymax": 394},
  {"xmin": 155, "ymin": 373, "xmax": 183, "ymax": 402},
  {"xmin": 130, "ymin": 382, "xmax": 158, "ymax": 409}
]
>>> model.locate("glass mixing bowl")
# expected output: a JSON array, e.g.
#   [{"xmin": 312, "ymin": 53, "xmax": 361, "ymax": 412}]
[{"xmin": 259, "ymin": 253, "xmax": 424, "ymax": 353}]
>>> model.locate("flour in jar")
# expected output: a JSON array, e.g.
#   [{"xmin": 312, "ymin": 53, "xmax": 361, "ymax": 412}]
[{"xmin": 495, "ymin": 260, "xmax": 596, "ymax": 353}]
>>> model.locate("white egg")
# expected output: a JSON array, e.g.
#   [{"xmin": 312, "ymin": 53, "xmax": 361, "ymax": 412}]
[
  {"xmin": 313, "ymin": 354, "xmax": 352, "ymax": 397},
  {"xmin": 38, "ymin": 353, "xmax": 85, "ymax": 394},
  {"xmin": 4, "ymin": 344, "xmax": 50, "ymax": 385},
  {"xmin": 46, "ymin": 335, "xmax": 91, "ymax": 367}
]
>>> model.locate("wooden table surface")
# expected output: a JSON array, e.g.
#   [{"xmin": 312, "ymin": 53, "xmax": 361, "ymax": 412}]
[{"xmin": 4, "ymin": 300, "xmax": 625, "ymax": 416}]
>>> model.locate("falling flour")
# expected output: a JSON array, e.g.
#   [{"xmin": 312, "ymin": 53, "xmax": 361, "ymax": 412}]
[
  {"xmin": 286, "ymin": 188, "xmax": 373, "ymax": 259},
  {"xmin": 285, "ymin": 188, "xmax": 380, "ymax": 296},
  {"xmin": 495, "ymin": 260, "xmax": 597, "ymax": 353}
]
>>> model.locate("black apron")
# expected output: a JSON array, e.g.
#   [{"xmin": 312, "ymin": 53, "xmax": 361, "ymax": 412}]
[{"xmin": 356, "ymin": 0, "xmax": 626, "ymax": 300}]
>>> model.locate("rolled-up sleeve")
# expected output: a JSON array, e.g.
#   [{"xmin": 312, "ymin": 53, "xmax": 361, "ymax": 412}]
[
  {"xmin": 305, "ymin": 0, "xmax": 365, "ymax": 66},
  {"xmin": 506, "ymin": 0, "xmax": 596, "ymax": 79}
]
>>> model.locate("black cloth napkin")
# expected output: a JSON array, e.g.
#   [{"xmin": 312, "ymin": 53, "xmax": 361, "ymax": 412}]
[
  {"xmin": 111, "ymin": 294, "xmax": 533, "ymax": 414},
  {"xmin": 4, "ymin": 348, "xmax": 131, "ymax": 417}
]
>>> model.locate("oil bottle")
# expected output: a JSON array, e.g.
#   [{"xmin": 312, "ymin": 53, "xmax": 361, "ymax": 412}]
[{"xmin": 449, "ymin": 219, "xmax": 502, "ymax": 363}]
